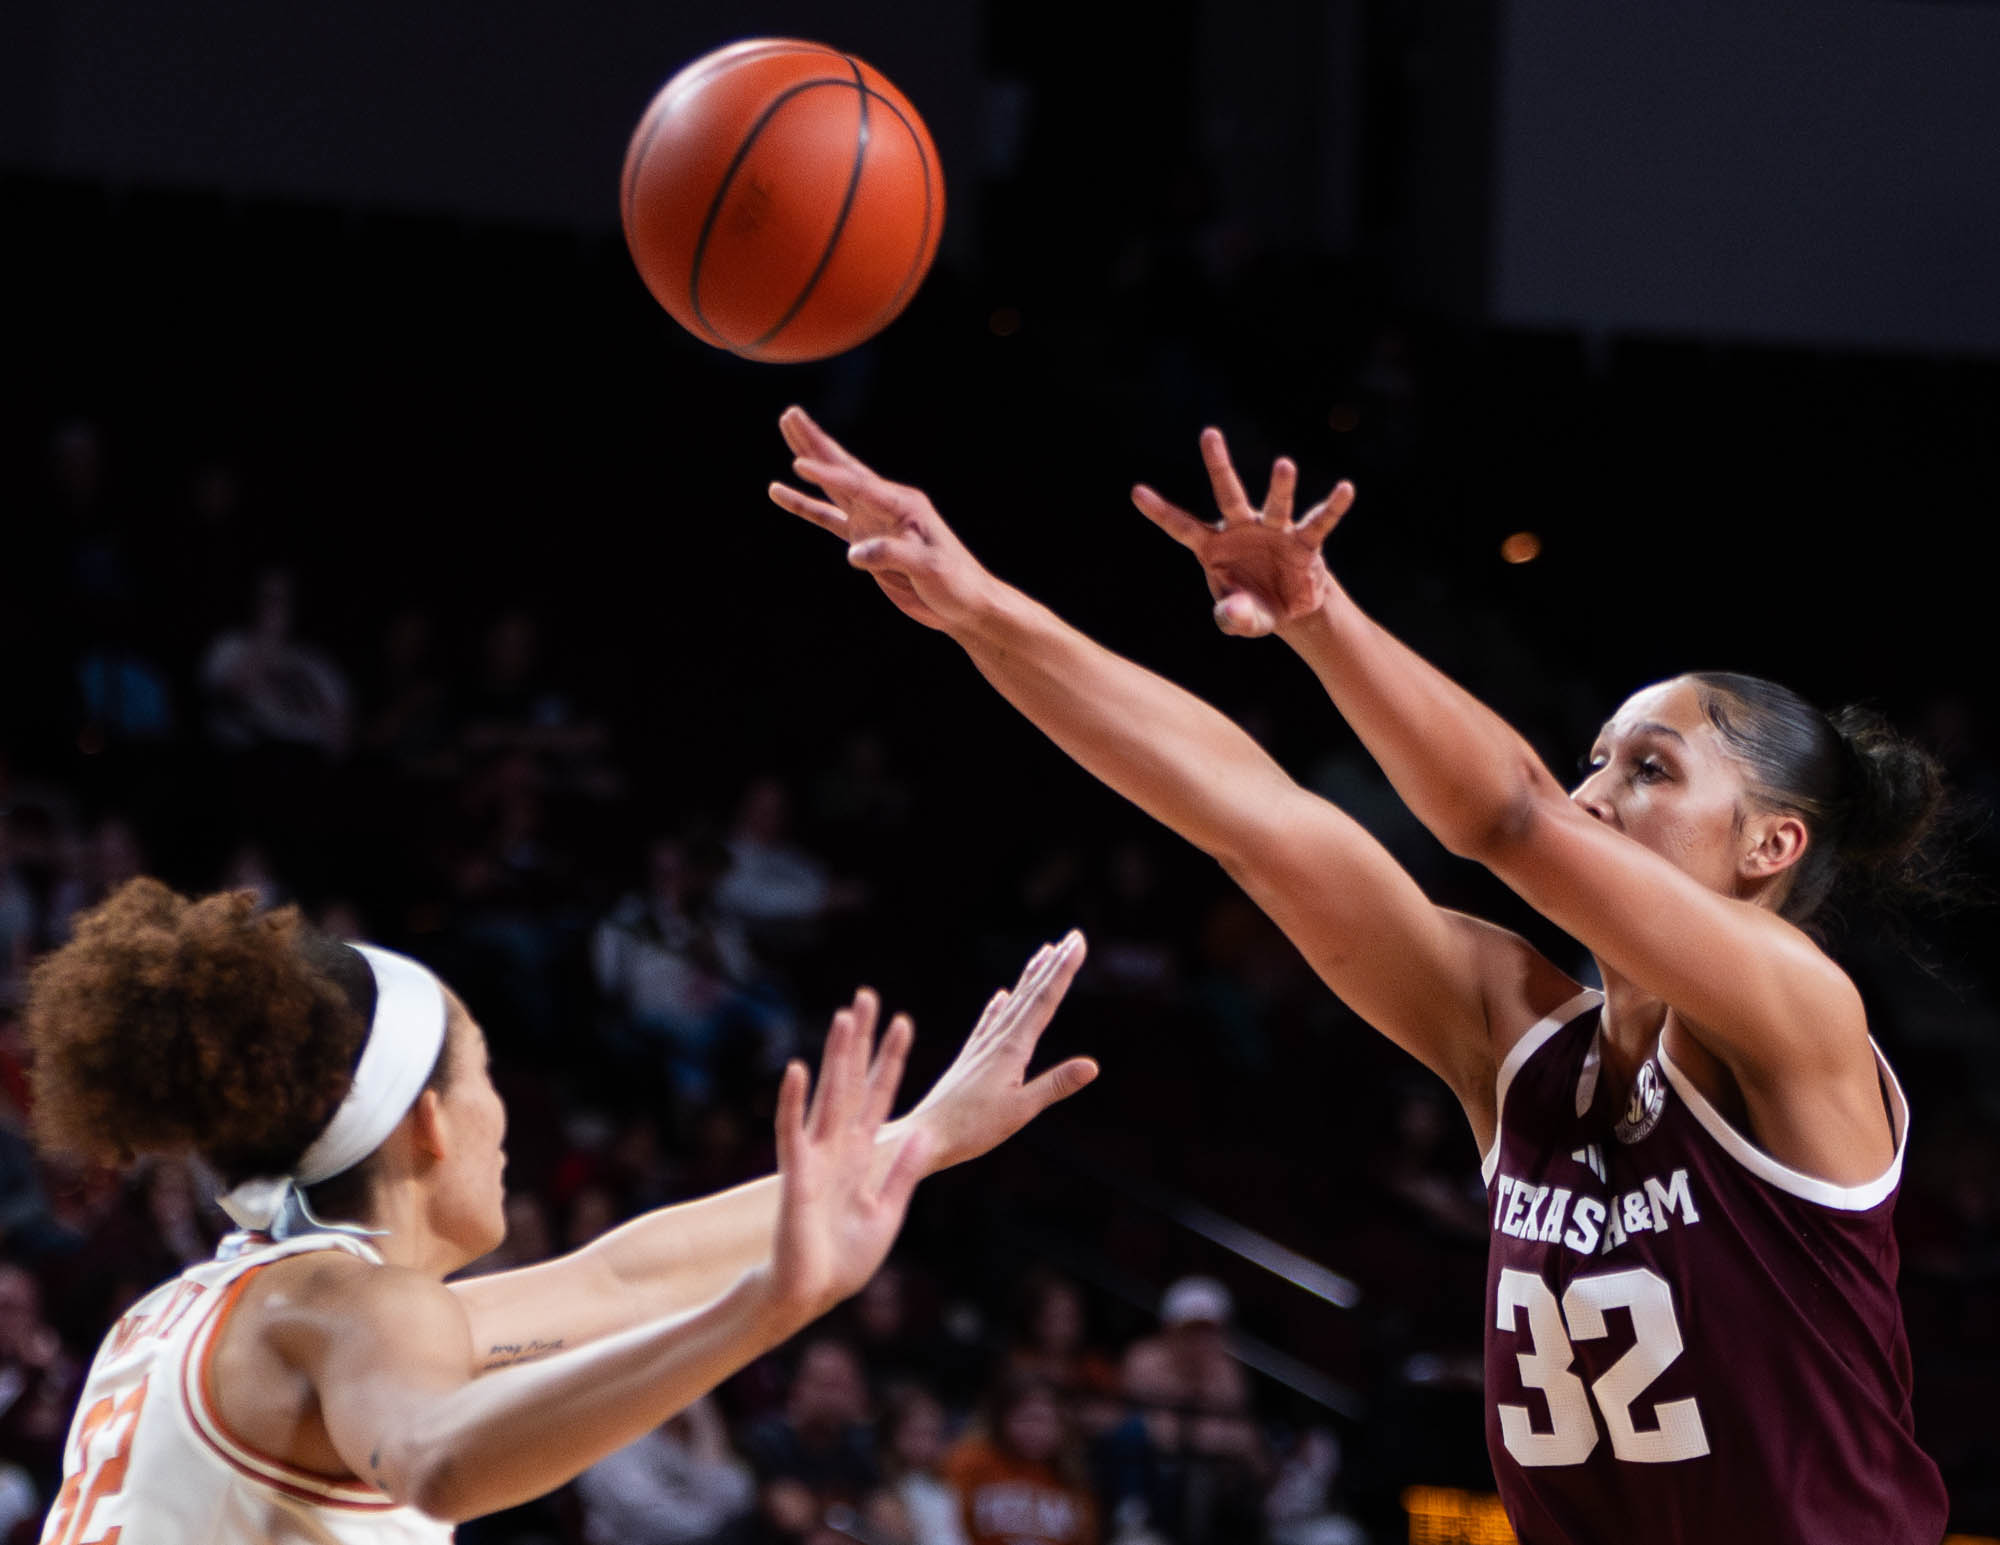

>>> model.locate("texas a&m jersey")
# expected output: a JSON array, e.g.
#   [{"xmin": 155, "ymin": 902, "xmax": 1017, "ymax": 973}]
[{"xmin": 1482, "ymin": 990, "xmax": 1947, "ymax": 1545}]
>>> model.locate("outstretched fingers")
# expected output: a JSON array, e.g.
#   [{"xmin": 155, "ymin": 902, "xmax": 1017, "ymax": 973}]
[
  {"xmin": 1024, "ymin": 1054, "xmax": 1101, "ymax": 1113},
  {"xmin": 807, "ymin": 999, "xmax": 870, "ymax": 1143},
  {"xmin": 862, "ymin": 1012, "xmax": 915, "ymax": 1130},
  {"xmin": 774, "ymin": 1059, "xmax": 809, "ymax": 1176},
  {"xmin": 1131, "ymin": 484, "xmax": 1216, "ymax": 552},
  {"xmin": 986, "ymin": 932, "xmax": 1085, "ymax": 1045},
  {"xmin": 1295, "ymin": 480, "xmax": 1357, "ymax": 542},
  {"xmin": 1265, "ymin": 457, "xmax": 1299, "ymax": 524},
  {"xmin": 768, "ymin": 479, "xmax": 849, "ymax": 535},
  {"xmin": 778, "ymin": 406, "xmax": 868, "ymax": 474},
  {"xmin": 1003, "ymin": 931, "xmax": 1095, "ymax": 1109},
  {"xmin": 1200, "ymin": 427, "xmax": 1258, "ymax": 523},
  {"xmin": 793, "ymin": 458, "xmax": 914, "ymax": 529}
]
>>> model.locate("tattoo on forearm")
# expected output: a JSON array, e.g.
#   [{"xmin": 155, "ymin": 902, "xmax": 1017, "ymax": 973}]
[{"xmin": 481, "ymin": 1337, "xmax": 566, "ymax": 1371}]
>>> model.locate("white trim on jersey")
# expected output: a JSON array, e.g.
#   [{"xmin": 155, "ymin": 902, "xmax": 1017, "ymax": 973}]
[
  {"xmin": 1657, "ymin": 1037, "xmax": 1911, "ymax": 1212},
  {"xmin": 1481, "ymin": 989, "xmax": 1605, "ymax": 1185}
]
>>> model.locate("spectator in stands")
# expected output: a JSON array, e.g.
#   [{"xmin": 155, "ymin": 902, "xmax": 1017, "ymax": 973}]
[
  {"xmin": 457, "ymin": 608, "xmax": 618, "ymax": 798},
  {"xmin": 880, "ymin": 1385, "xmax": 969, "ymax": 1545},
  {"xmin": 574, "ymin": 1393, "xmax": 756, "ymax": 1545},
  {"xmin": 941, "ymin": 1373, "xmax": 1098, "ymax": 1545},
  {"xmin": 1375, "ymin": 1085, "xmax": 1488, "ymax": 1244},
  {"xmin": 716, "ymin": 775, "xmax": 861, "ymax": 959},
  {"xmin": 198, "ymin": 567, "xmax": 352, "ymax": 759},
  {"xmin": 217, "ymin": 840, "xmax": 288, "ymax": 912},
  {"xmin": 1007, "ymin": 1272, "xmax": 1122, "ymax": 1436},
  {"xmin": 64, "ymin": 814, "xmax": 147, "ymax": 925},
  {"xmin": 0, "ymin": 801, "xmax": 76, "ymax": 1003},
  {"xmin": 1263, "ymin": 1426, "xmax": 1365, "ymax": 1545},
  {"xmin": 844, "ymin": 1261, "xmax": 960, "ymax": 1406},
  {"xmin": 456, "ymin": 1190, "xmax": 557, "ymax": 1283},
  {"xmin": 1115, "ymin": 1277, "xmax": 1269, "ymax": 1544},
  {"xmin": 0, "ymin": 1126, "xmax": 67, "ymax": 1265},
  {"xmin": 0, "ymin": 1459, "xmax": 37, "ymax": 1544},
  {"xmin": 0, "ymin": 831, "xmax": 34, "ymax": 1012},
  {"xmin": 447, "ymin": 748, "xmax": 577, "ymax": 1046},
  {"xmin": 742, "ymin": 1337, "xmax": 881, "ymax": 1545},
  {"xmin": 0, "ymin": 1264, "xmax": 80, "ymax": 1510},
  {"xmin": 594, "ymin": 832, "xmax": 794, "ymax": 1110},
  {"xmin": 360, "ymin": 605, "xmax": 459, "ymax": 780},
  {"xmin": 1081, "ymin": 840, "xmax": 1180, "ymax": 1004},
  {"xmin": 809, "ymin": 730, "xmax": 915, "ymax": 874},
  {"xmin": 559, "ymin": 1181, "xmax": 620, "ymax": 1253}
]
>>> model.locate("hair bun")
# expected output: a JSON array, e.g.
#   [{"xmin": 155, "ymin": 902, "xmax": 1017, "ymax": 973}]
[
  {"xmin": 1830, "ymin": 705, "xmax": 1946, "ymax": 869},
  {"xmin": 27, "ymin": 878, "xmax": 365, "ymax": 1183}
]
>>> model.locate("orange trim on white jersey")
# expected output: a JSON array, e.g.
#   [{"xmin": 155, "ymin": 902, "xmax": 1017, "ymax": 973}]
[{"xmin": 179, "ymin": 1261, "xmax": 401, "ymax": 1511}]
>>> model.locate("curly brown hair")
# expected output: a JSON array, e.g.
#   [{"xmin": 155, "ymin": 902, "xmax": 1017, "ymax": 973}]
[{"xmin": 25, "ymin": 878, "xmax": 369, "ymax": 1186}]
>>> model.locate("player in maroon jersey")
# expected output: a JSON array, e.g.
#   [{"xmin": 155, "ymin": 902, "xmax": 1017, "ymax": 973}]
[{"xmin": 770, "ymin": 407, "xmax": 1958, "ymax": 1544}]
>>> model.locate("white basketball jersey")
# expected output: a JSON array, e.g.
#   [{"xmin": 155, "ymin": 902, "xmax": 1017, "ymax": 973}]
[{"xmin": 40, "ymin": 1232, "xmax": 454, "ymax": 1545}]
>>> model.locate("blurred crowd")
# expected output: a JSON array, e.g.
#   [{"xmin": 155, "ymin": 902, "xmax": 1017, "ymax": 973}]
[{"xmin": 4, "ymin": 173, "xmax": 1999, "ymax": 1542}]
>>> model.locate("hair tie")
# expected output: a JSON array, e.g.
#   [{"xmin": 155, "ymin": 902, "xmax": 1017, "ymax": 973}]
[{"xmin": 217, "ymin": 944, "xmax": 448, "ymax": 1235}]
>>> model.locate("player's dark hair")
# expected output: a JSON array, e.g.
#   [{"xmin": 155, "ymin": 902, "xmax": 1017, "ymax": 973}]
[
  {"xmin": 27, "ymin": 879, "xmax": 451, "ymax": 1199},
  {"xmin": 1687, "ymin": 673, "xmax": 1959, "ymax": 937}
]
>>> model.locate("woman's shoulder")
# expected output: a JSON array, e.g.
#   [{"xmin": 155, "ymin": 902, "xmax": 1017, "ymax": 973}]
[{"xmin": 241, "ymin": 1249, "xmax": 461, "ymax": 1368}]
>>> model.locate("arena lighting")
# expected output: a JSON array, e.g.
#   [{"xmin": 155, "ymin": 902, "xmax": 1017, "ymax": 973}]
[{"xmin": 1401, "ymin": 1485, "xmax": 1516, "ymax": 1544}]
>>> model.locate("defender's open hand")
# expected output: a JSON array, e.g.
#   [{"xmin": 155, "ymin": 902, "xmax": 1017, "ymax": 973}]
[
  {"xmin": 769, "ymin": 990, "xmax": 929, "ymax": 1326},
  {"xmin": 900, "ymin": 931, "xmax": 1095, "ymax": 1173}
]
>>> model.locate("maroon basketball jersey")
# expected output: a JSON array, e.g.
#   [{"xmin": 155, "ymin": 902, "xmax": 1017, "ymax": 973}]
[{"xmin": 1481, "ymin": 990, "xmax": 1948, "ymax": 1545}]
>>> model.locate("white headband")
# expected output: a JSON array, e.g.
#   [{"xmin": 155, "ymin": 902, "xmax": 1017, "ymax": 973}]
[{"xmin": 217, "ymin": 944, "xmax": 449, "ymax": 1233}]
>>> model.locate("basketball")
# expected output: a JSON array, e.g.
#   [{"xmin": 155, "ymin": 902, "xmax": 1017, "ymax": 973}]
[{"xmin": 620, "ymin": 39, "xmax": 946, "ymax": 364}]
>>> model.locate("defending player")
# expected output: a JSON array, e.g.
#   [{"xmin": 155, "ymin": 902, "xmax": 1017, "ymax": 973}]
[
  {"xmin": 769, "ymin": 407, "xmax": 1952, "ymax": 1544},
  {"xmin": 29, "ymin": 877, "xmax": 1092, "ymax": 1540}
]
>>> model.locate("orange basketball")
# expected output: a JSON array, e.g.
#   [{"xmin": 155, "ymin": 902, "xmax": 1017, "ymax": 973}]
[{"xmin": 620, "ymin": 39, "xmax": 946, "ymax": 364}]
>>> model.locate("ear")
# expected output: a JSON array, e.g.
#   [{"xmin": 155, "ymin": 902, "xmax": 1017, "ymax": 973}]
[
  {"xmin": 1741, "ymin": 811, "xmax": 1809, "ymax": 881},
  {"xmin": 408, "ymin": 1087, "xmax": 450, "ymax": 1165}
]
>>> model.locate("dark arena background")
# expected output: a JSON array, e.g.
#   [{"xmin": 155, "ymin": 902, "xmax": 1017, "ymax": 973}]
[{"xmin": 3, "ymin": 3, "xmax": 1998, "ymax": 1542}]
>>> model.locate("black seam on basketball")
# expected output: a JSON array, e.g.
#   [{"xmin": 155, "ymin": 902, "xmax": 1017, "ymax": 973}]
[
  {"xmin": 853, "ymin": 88, "xmax": 937, "ymax": 331},
  {"xmin": 747, "ymin": 57, "xmax": 871, "ymax": 355},
  {"xmin": 629, "ymin": 44, "xmax": 840, "ymax": 249},
  {"xmin": 686, "ymin": 75, "xmax": 862, "ymax": 346}
]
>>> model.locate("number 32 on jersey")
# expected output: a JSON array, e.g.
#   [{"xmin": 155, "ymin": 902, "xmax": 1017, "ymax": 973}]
[
  {"xmin": 1497, "ymin": 1266, "xmax": 1710, "ymax": 1466},
  {"xmin": 41, "ymin": 1379, "xmax": 147, "ymax": 1545}
]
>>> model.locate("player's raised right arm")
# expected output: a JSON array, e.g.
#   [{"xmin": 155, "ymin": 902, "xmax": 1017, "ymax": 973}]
[{"xmin": 769, "ymin": 408, "xmax": 1532, "ymax": 1114}]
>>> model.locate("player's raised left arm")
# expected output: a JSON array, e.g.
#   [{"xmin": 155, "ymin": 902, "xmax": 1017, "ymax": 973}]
[
  {"xmin": 1136, "ymin": 431, "xmax": 1867, "ymax": 1091},
  {"xmin": 448, "ymin": 937, "xmax": 1092, "ymax": 1359}
]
